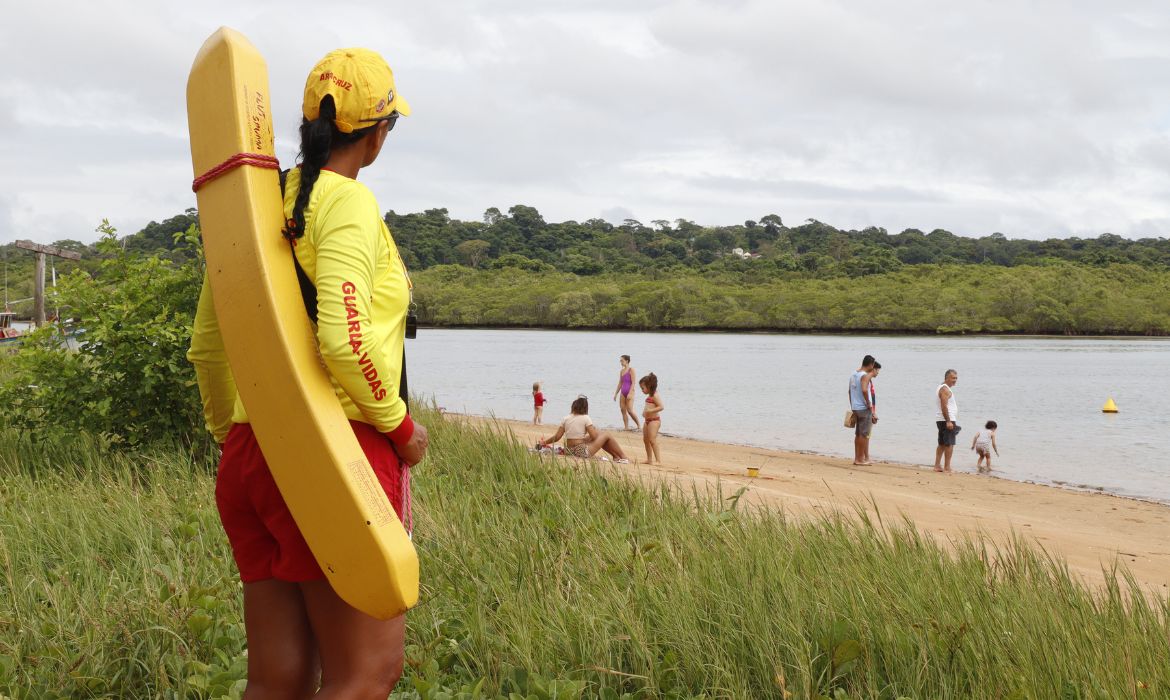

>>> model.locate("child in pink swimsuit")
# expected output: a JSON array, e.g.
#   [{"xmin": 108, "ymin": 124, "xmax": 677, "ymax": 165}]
[{"xmin": 639, "ymin": 373, "xmax": 663, "ymax": 465}]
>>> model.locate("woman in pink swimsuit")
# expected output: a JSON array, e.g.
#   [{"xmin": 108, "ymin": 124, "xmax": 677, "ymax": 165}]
[{"xmin": 612, "ymin": 355, "xmax": 640, "ymax": 431}]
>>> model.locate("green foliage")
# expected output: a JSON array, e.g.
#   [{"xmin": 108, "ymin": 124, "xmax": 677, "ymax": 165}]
[
  {"xmin": 385, "ymin": 206, "xmax": 1170, "ymax": 279},
  {"xmin": 414, "ymin": 263, "xmax": 1170, "ymax": 335},
  {"xmin": 122, "ymin": 208, "xmax": 202, "ymax": 262},
  {"xmin": 0, "ymin": 430, "xmax": 241, "ymax": 698},
  {"xmin": 3, "ymin": 411, "xmax": 1168, "ymax": 697},
  {"xmin": 0, "ymin": 220, "xmax": 204, "ymax": 446},
  {"xmin": 5, "ymin": 205, "xmax": 1168, "ymax": 336},
  {"xmin": 0, "ymin": 242, "xmax": 95, "ymax": 319}
]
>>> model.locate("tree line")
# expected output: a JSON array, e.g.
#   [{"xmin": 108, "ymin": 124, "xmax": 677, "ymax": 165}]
[
  {"xmin": 2, "ymin": 205, "xmax": 1168, "ymax": 335},
  {"xmin": 385, "ymin": 205, "xmax": 1170, "ymax": 277},
  {"xmin": 414, "ymin": 263, "xmax": 1170, "ymax": 335}
]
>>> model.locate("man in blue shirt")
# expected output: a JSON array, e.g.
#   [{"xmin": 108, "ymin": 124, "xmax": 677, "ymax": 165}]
[{"xmin": 848, "ymin": 355, "xmax": 877, "ymax": 465}]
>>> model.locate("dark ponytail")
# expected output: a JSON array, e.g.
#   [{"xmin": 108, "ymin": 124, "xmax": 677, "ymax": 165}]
[
  {"xmin": 639, "ymin": 372, "xmax": 658, "ymax": 396},
  {"xmin": 282, "ymin": 96, "xmax": 373, "ymax": 241}
]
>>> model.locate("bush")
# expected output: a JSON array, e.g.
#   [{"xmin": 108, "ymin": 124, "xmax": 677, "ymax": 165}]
[{"xmin": 0, "ymin": 220, "xmax": 204, "ymax": 446}]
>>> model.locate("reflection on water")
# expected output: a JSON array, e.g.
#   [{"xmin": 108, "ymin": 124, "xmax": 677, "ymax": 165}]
[{"xmin": 409, "ymin": 329, "xmax": 1170, "ymax": 503}]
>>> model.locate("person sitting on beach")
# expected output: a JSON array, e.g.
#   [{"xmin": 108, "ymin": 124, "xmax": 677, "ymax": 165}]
[
  {"xmin": 640, "ymin": 372, "xmax": 664, "ymax": 465},
  {"xmin": 538, "ymin": 396, "xmax": 630, "ymax": 463},
  {"xmin": 971, "ymin": 420, "xmax": 999, "ymax": 473}
]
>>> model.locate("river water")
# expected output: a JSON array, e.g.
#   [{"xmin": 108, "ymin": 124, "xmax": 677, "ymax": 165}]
[{"xmin": 408, "ymin": 329, "xmax": 1170, "ymax": 503}]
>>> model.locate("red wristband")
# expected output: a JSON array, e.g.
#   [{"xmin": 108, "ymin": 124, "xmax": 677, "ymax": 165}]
[{"xmin": 385, "ymin": 414, "xmax": 415, "ymax": 446}]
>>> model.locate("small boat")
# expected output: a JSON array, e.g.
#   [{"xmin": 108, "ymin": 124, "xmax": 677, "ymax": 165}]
[{"xmin": 0, "ymin": 311, "xmax": 24, "ymax": 345}]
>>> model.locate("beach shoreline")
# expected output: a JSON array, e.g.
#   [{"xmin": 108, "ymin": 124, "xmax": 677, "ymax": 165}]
[{"xmin": 450, "ymin": 412, "xmax": 1170, "ymax": 594}]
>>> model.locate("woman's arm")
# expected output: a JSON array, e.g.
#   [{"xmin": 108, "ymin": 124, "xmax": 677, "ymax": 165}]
[
  {"xmin": 540, "ymin": 425, "xmax": 566, "ymax": 446},
  {"xmin": 308, "ymin": 184, "xmax": 424, "ymax": 460},
  {"xmin": 187, "ymin": 271, "xmax": 238, "ymax": 444}
]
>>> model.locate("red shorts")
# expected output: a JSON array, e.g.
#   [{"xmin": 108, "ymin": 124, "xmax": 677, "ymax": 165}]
[{"xmin": 216, "ymin": 420, "xmax": 406, "ymax": 583}]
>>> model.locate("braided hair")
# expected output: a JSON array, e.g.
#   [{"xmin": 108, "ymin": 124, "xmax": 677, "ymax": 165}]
[{"xmin": 282, "ymin": 95, "xmax": 375, "ymax": 241}]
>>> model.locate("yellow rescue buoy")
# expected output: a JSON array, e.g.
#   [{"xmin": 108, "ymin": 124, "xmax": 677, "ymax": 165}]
[{"xmin": 1102, "ymin": 398, "xmax": 1119, "ymax": 413}]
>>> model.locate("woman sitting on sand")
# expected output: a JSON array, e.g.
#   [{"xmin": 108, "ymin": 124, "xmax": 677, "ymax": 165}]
[{"xmin": 538, "ymin": 396, "xmax": 630, "ymax": 463}]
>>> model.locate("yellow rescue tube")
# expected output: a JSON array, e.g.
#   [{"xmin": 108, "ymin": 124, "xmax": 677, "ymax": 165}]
[
  {"xmin": 1102, "ymin": 398, "xmax": 1119, "ymax": 413},
  {"xmin": 186, "ymin": 27, "xmax": 418, "ymax": 619}
]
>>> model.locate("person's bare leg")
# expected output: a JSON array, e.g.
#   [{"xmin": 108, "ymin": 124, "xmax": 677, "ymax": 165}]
[
  {"xmin": 934, "ymin": 445, "xmax": 944, "ymax": 472},
  {"xmin": 984, "ymin": 454, "xmax": 992, "ymax": 471},
  {"xmin": 300, "ymin": 579, "xmax": 405, "ymax": 699},
  {"xmin": 241, "ymin": 580, "xmax": 318, "ymax": 699},
  {"xmin": 854, "ymin": 435, "xmax": 865, "ymax": 465},
  {"xmin": 943, "ymin": 445, "xmax": 954, "ymax": 472},
  {"xmin": 604, "ymin": 433, "xmax": 628, "ymax": 461},
  {"xmin": 642, "ymin": 424, "xmax": 653, "ymax": 464},
  {"xmin": 647, "ymin": 421, "xmax": 661, "ymax": 464},
  {"xmin": 589, "ymin": 431, "xmax": 628, "ymax": 461},
  {"xmin": 625, "ymin": 395, "xmax": 641, "ymax": 430}
]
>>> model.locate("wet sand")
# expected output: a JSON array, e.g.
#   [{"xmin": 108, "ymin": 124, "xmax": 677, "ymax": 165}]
[{"xmin": 455, "ymin": 414, "xmax": 1170, "ymax": 594}]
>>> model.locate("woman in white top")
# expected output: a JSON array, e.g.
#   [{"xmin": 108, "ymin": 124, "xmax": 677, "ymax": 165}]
[{"xmin": 538, "ymin": 396, "xmax": 630, "ymax": 462}]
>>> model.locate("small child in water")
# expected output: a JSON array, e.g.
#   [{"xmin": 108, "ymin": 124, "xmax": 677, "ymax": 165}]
[
  {"xmin": 639, "ymin": 373, "xmax": 663, "ymax": 465},
  {"xmin": 971, "ymin": 420, "xmax": 999, "ymax": 473},
  {"xmin": 532, "ymin": 382, "xmax": 547, "ymax": 425}
]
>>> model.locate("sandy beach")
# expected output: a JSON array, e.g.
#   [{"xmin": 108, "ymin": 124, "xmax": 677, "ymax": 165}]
[{"xmin": 457, "ymin": 414, "xmax": 1170, "ymax": 594}]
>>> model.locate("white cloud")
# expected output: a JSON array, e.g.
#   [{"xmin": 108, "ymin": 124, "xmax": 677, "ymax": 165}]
[{"xmin": 2, "ymin": 0, "xmax": 1170, "ymax": 244}]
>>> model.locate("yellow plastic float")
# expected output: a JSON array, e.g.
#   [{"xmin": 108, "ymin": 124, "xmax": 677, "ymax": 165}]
[{"xmin": 186, "ymin": 27, "xmax": 417, "ymax": 619}]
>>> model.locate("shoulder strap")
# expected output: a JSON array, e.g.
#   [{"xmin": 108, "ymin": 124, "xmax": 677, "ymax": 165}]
[{"xmin": 279, "ymin": 169, "xmax": 408, "ymax": 409}]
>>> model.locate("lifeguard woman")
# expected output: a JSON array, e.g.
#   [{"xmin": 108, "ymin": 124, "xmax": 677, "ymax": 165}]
[{"xmin": 188, "ymin": 48, "xmax": 426, "ymax": 697}]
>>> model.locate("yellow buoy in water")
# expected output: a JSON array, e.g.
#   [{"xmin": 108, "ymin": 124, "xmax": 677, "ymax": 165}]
[{"xmin": 1102, "ymin": 398, "xmax": 1119, "ymax": 413}]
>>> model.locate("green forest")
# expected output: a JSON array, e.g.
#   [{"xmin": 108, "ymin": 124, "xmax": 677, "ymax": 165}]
[{"xmin": 4, "ymin": 204, "xmax": 1170, "ymax": 334}]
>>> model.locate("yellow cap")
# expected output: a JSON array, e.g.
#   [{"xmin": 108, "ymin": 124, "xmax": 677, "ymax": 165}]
[{"xmin": 302, "ymin": 48, "xmax": 411, "ymax": 133}]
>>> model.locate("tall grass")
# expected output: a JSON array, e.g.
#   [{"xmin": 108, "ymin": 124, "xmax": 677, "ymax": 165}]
[
  {"xmin": 1, "ymin": 409, "xmax": 1167, "ymax": 698},
  {"xmin": 0, "ymin": 432, "xmax": 241, "ymax": 698}
]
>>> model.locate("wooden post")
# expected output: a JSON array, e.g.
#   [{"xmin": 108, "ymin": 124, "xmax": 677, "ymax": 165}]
[
  {"xmin": 34, "ymin": 253, "xmax": 45, "ymax": 326},
  {"xmin": 14, "ymin": 241, "xmax": 82, "ymax": 327}
]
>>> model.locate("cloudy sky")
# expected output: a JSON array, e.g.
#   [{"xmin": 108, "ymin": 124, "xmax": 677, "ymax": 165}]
[{"xmin": 3, "ymin": 0, "xmax": 1170, "ymax": 245}]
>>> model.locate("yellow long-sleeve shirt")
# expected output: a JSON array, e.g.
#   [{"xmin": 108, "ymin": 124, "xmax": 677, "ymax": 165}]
[{"xmin": 187, "ymin": 168, "xmax": 414, "ymax": 444}]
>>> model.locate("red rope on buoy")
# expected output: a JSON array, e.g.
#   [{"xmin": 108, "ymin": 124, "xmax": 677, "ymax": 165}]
[
  {"xmin": 192, "ymin": 153, "xmax": 280, "ymax": 192},
  {"xmin": 401, "ymin": 460, "xmax": 413, "ymax": 539}
]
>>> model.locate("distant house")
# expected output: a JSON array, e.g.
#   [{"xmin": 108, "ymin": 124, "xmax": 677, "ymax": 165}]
[{"xmin": 730, "ymin": 248, "xmax": 762, "ymax": 260}]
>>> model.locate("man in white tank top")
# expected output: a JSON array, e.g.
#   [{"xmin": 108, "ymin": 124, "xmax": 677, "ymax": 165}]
[{"xmin": 933, "ymin": 369, "xmax": 959, "ymax": 472}]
